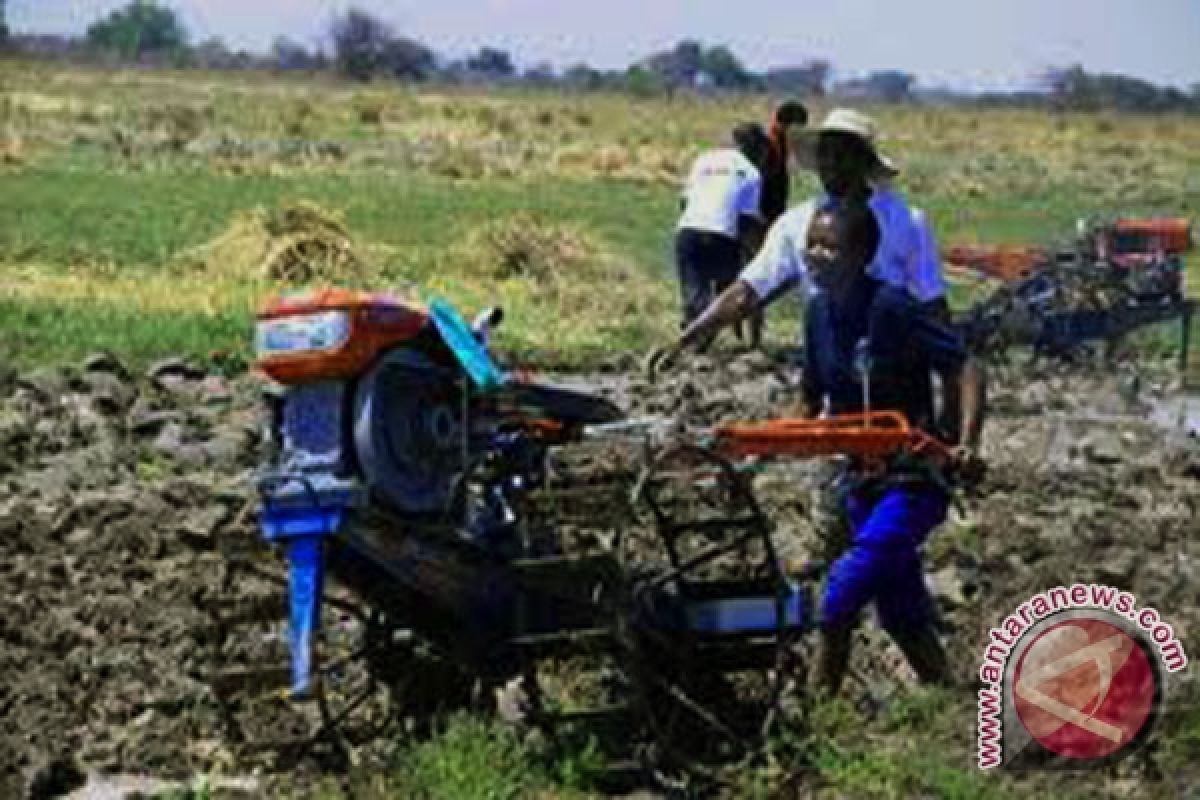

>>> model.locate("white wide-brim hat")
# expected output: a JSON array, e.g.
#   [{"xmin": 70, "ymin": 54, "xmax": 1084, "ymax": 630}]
[{"xmin": 796, "ymin": 107, "xmax": 899, "ymax": 178}]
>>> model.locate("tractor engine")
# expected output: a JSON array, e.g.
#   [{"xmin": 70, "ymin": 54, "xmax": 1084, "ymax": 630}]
[
  {"xmin": 254, "ymin": 287, "xmax": 621, "ymax": 540},
  {"xmin": 255, "ymin": 288, "xmax": 475, "ymax": 518}
]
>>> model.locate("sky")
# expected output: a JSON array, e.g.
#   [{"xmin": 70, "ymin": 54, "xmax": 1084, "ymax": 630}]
[{"xmin": 9, "ymin": 0, "xmax": 1200, "ymax": 91}]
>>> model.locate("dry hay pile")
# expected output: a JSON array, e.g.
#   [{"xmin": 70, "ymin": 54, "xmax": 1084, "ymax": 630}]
[
  {"xmin": 443, "ymin": 214, "xmax": 667, "ymax": 326},
  {"xmin": 550, "ymin": 142, "xmax": 684, "ymax": 186},
  {"xmin": 178, "ymin": 202, "xmax": 370, "ymax": 285},
  {"xmin": 0, "ymin": 130, "xmax": 26, "ymax": 167}
]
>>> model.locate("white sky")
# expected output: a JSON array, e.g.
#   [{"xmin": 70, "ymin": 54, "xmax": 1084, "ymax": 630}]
[{"xmin": 10, "ymin": 0, "xmax": 1200, "ymax": 91}]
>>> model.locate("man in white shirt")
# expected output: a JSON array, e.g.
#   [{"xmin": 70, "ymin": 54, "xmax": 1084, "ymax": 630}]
[
  {"xmin": 740, "ymin": 109, "xmax": 947, "ymax": 317},
  {"xmin": 674, "ymin": 123, "xmax": 770, "ymax": 340}
]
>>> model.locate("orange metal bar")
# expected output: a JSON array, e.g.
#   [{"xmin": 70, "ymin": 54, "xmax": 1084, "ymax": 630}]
[{"xmin": 712, "ymin": 412, "xmax": 953, "ymax": 463}]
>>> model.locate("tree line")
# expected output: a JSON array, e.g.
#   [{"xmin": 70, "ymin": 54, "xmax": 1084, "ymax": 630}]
[{"xmin": 2, "ymin": 1, "xmax": 1198, "ymax": 112}]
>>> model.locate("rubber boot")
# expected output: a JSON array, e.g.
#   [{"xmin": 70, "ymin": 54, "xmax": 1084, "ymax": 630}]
[{"xmin": 889, "ymin": 623, "xmax": 954, "ymax": 688}]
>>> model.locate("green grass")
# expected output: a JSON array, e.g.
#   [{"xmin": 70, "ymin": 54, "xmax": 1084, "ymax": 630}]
[
  {"xmin": 4, "ymin": 64, "xmax": 1198, "ymax": 370},
  {"xmin": 0, "ymin": 161, "xmax": 676, "ymax": 273},
  {"xmin": 388, "ymin": 714, "xmax": 547, "ymax": 800},
  {"xmin": 0, "ymin": 295, "xmax": 249, "ymax": 369},
  {"xmin": 312, "ymin": 712, "xmax": 605, "ymax": 800}
]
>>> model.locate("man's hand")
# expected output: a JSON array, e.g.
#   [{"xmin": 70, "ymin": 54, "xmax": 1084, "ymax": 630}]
[{"xmin": 644, "ymin": 344, "xmax": 681, "ymax": 382}]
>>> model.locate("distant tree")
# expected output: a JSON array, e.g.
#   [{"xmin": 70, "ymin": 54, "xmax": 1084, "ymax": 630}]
[
  {"xmin": 330, "ymin": 8, "xmax": 392, "ymax": 80},
  {"xmin": 466, "ymin": 46, "xmax": 515, "ymax": 77},
  {"xmin": 764, "ymin": 59, "xmax": 831, "ymax": 96},
  {"xmin": 645, "ymin": 39, "xmax": 704, "ymax": 89},
  {"xmin": 1041, "ymin": 64, "xmax": 1194, "ymax": 112},
  {"xmin": 523, "ymin": 62, "xmax": 557, "ymax": 86},
  {"xmin": 86, "ymin": 1, "xmax": 188, "ymax": 60},
  {"xmin": 642, "ymin": 40, "xmax": 759, "ymax": 92},
  {"xmin": 1040, "ymin": 64, "xmax": 1095, "ymax": 109},
  {"xmin": 864, "ymin": 70, "xmax": 915, "ymax": 102},
  {"xmin": 329, "ymin": 9, "xmax": 434, "ymax": 82},
  {"xmin": 0, "ymin": 0, "xmax": 9, "ymax": 48},
  {"xmin": 191, "ymin": 37, "xmax": 237, "ymax": 69},
  {"xmin": 701, "ymin": 45, "xmax": 757, "ymax": 89},
  {"xmin": 563, "ymin": 63, "xmax": 606, "ymax": 91},
  {"xmin": 381, "ymin": 36, "xmax": 435, "ymax": 80},
  {"xmin": 623, "ymin": 64, "xmax": 667, "ymax": 97},
  {"xmin": 271, "ymin": 36, "xmax": 318, "ymax": 71}
]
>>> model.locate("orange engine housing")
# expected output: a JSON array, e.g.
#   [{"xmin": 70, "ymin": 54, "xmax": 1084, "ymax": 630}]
[
  {"xmin": 1109, "ymin": 218, "xmax": 1193, "ymax": 255},
  {"xmin": 256, "ymin": 288, "xmax": 430, "ymax": 384}
]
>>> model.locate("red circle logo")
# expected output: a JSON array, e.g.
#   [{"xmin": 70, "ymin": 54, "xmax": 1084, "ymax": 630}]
[{"xmin": 1012, "ymin": 617, "xmax": 1158, "ymax": 760}]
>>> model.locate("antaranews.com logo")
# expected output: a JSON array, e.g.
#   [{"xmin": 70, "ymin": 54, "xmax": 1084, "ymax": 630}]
[{"xmin": 977, "ymin": 584, "xmax": 1188, "ymax": 769}]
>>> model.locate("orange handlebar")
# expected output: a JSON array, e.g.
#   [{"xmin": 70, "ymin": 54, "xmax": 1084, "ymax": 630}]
[{"xmin": 712, "ymin": 412, "xmax": 953, "ymax": 463}]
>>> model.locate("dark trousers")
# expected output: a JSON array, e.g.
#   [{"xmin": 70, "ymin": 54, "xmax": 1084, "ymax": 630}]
[{"xmin": 675, "ymin": 228, "xmax": 742, "ymax": 328}]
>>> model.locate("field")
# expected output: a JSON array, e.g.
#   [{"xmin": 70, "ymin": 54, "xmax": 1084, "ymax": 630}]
[
  {"xmin": 2, "ymin": 60, "xmax": 1199, "ymax": 800},
  {"xmin": 3, "ymin": 59, "xmax": 1199, "ymax": 369}
]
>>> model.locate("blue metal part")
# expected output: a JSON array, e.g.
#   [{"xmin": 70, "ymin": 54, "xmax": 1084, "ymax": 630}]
[
  {"xmin": 287, "ymin": 535, "xmax": 325, "ymax": 697},
  {"xmin": 429, "ymin": 297, "xmax": 507, "ymax": 391},
  {"xmin": 260, "ymin": 492, "xmax": 350, "ymax": 697},
  {"xmin": 683, "ymin": 585, "xmax": 810, "ymax": 634},
  {"xmin": 638, "ymin": 582, "xmax": 812, "ymax": 637},
  {"xmin": 260, "ymin": 491, "xmax": 352, "ymax": 540},
  {"xmin": 282, "ymin": 382, "xmax": 345, "ymax": 465}
]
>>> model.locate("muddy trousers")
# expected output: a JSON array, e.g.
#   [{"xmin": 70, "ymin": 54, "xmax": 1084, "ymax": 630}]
[{"xmin": 816, "ymin": 485, "xmax": 952, "ymax": 694}]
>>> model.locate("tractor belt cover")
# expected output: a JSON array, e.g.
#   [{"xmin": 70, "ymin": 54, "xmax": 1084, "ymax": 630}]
[{"xmin": 256, "ymin": 288, "xmax": 429, "ymax": 384}]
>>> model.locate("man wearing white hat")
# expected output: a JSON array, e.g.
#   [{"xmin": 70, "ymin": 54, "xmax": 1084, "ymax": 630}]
[{"xmin": 740, "ymin": 107, "xmax": 947, "ymax": 312}]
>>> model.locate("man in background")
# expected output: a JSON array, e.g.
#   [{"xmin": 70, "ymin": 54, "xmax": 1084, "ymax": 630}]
[
  {"xmin": 673, "ymin": 122, "xmax": 770, "ymax": 346},
  {"xmin": 740, "ymin": 100, "xmax": 810, "ymax": 347}
]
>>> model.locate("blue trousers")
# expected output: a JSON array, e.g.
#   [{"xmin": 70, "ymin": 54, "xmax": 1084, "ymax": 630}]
[{"xmin": 819, "ymin": 485, "xmax": 947, "ymax": 636}]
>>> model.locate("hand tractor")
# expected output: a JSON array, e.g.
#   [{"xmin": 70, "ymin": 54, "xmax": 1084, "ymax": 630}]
[
  {"xmin": 209, "ymin": 288, "xmax": 961, "ymax": 783},
  {"xmin": 951, "ymin": 218, "xmax": 1194, "ymax": 363}
]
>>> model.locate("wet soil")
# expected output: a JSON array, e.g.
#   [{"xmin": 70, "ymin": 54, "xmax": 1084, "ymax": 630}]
[{"xmin": 1, "ymin": 349, "xmax": 1197, "ymax": 797}]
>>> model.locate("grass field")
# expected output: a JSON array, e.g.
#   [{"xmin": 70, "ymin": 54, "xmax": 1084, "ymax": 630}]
[{"xmin": 3, "ymin": 59, "xmax": 1198, "ymax": 368}]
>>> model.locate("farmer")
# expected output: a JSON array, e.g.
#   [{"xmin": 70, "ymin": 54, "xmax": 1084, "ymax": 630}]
[
  {"xmin": 673, "ymin": 122, "xmax": 771, "ymax": 344},
  {"xmin": 761, "ymin": 108, "xmax": 949, "ymax": 317},
  {"xmin": 740, "ymin": 100, "xmax": 811, "ymax": 347},
  {"xmin": 745, "ymin": 107, "xmax": 959, "ymax": 434},
  {"xmin": 646, "ymin": 199, "xmax": 986, "ymax": 693},
  {"xmin": 761, "ymin": 100, "xmax": 810, "ymax": 231}
]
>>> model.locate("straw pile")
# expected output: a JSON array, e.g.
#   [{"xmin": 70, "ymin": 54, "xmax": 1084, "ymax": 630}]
[
  {"xmin": 442, "ymin": 213, "xmax": 668, "ymax": 326},
  {"xmin": 178, "ymin": 202, "xmax": 369, "ymax": 285}
]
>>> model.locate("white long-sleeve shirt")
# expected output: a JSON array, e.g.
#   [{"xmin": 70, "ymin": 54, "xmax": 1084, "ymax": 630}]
[{"xmin": 739, "ymin": 189, "xmax": 946, "ymax": 303}]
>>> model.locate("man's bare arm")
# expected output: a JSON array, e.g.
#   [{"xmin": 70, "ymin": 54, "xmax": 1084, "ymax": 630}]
[
  {"xmin": 646, "ymin": 280, "xmax": 764, "ymax": 378},
  {"xmin": 678, "ymin": 280, "xmax": 760, "ymax": 350}
]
